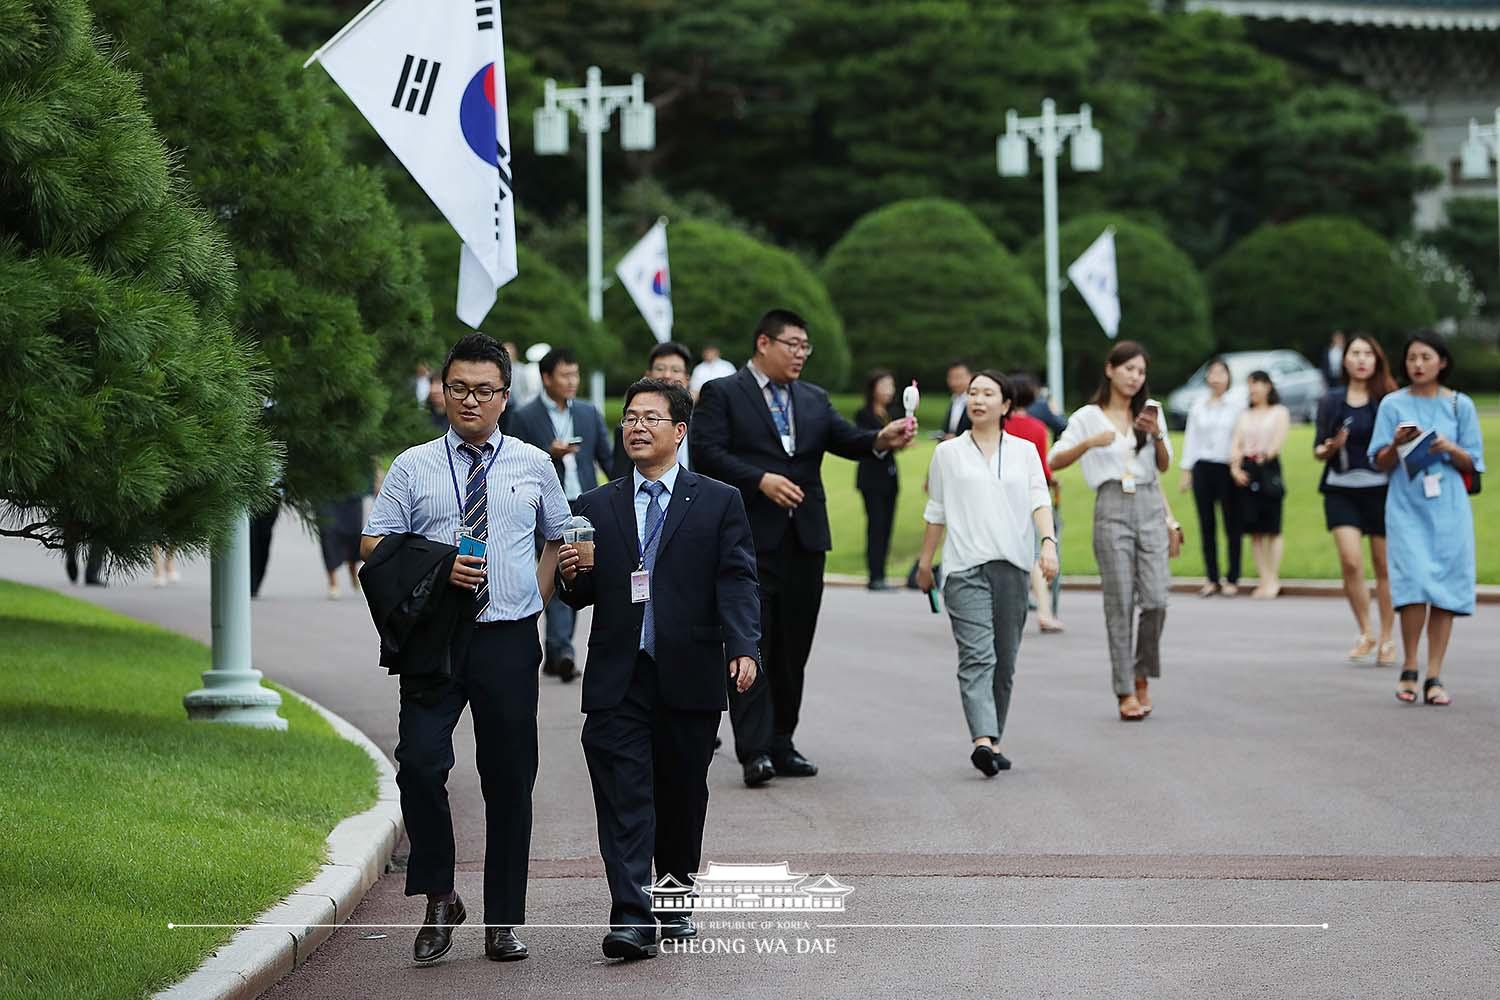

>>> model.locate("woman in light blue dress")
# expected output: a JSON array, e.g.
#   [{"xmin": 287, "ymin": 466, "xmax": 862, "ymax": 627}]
[{"xmin": 1369, "ymin": 332, "xmax": 1485, "ymax": 706}]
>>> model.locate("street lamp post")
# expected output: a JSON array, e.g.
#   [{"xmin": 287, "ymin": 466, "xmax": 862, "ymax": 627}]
[
  {"xmin": 997, "ymin": 99, "xmax": 1103, "ymax": 410},
  {"xmin": 534, "ymin": 66, "xmax": 656, "ymax": 324},
  {"xmin": 1459, "ymin": 107, "xmax": 1500, "ymax": 291}
]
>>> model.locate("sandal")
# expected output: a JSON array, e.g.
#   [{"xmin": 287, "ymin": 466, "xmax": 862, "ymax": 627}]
[
  {"xmin": 1377, "ymin": 641, "xmax": 1397, "ymax": 667},
  {"xmin": 1039, "ymin": 617, "xmax": 1066, "ymax": 634},
  {"xmin": 1118, "ymin": 693, "xmax": 1147, "ymax": 721},
  {"xmin": 1198, "ymin": 582, "xmax": 1220, "ymax": 598},
  {"xmin": 1221, "ymin": 583, "xmax": 1240, "ymax": 597},
  {"xmin": 1134, "ymin": 678, "xmax": 1153, "ymax": 717},
  {"xmin": 1423, "ymin": 677, "xmax": 1451, "ymax": 706},
  {"xmin": 1346, "ymin": 636, "xmax": 1377, "ymax": 664},
  {"xmin": 1395, "ymin": 670, "xmax": 1419, "ymax": 704}
]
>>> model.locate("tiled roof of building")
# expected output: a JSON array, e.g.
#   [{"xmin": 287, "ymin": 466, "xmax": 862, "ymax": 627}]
[{"xmin": 1186, "ymin": 1, "xmax": 1500, "ymax": 29}]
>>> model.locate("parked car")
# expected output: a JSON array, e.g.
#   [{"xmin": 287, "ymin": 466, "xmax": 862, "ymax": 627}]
[{"xmin": 1165, "ymin": 350, "xmax": 1326, "ymax": 429}]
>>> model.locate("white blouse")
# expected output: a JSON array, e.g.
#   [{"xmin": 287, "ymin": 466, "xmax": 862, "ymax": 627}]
[
  {"xmin": 1050, "ymin": 403, "xmax": 1172, "ymax": 492},
  {"xmin": 924, "ymin": 431, "xmax": 1051, "ymax": 576},
  {"xmin": 1180, "ymin": 394, "xmax": 1243, "ymax": 469}
]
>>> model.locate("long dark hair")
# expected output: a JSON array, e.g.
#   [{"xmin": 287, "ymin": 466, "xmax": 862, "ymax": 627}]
[
  {"xmin": 1342, "ymin": 333, "xmax": 1397, "ymax": 401},
  {"xmin": 1247, "ymin": 370, "xmax": 1280, "ymax": 407},
  {"xmin": 863, "ymin": 367, "xmax": 895, "ymax": 420},
  {"xmin": 1401, "ymin": 330, "xmax": 1455, "ymax": 386},
  {"xmin": 968, "ymin": 369, "xmax": 1014, "ymax": 430},
  {"xmin": 1091, "ymin": 341, "xmax": 1151, "ymax": 450}
]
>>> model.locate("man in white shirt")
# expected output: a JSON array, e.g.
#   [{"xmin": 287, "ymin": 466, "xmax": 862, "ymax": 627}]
[{"xmin": 688, "ymin": 343, "xmax": 736, "ymax": 399}]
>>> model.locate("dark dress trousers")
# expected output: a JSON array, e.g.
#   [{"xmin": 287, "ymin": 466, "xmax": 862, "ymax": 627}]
[
  {"xmin": 560, "ymin": 469, "xmax": 760, "ymax": 931},
  {"xmin": 854, "ymin": 406, "xmax": 898, "ymax": 584},
  {"xmin": 689, "ymin": 367, "xmax": 878, "ymax": 762}
]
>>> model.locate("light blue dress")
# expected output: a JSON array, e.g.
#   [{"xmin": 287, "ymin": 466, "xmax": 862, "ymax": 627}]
[{"xmin": 1369, "ymin": 389, "xmax": 1486, "ymax": 615}]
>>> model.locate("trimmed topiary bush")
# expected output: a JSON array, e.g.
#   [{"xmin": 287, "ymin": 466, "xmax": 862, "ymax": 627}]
[
  {"xmin": 1208, "ymin": 215, "xmax": 1435, "ymax": 360},
  {"xmin": 1021, "ymin": 213, "xmax": 1213, "ymax": 400},
  {"xmin": 822, "ymin": 198, "xmax": 1045, "ymax": 388}
]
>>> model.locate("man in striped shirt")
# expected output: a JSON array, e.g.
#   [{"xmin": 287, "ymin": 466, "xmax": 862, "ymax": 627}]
[{"xmin": 362, "ymin": 333, "xmax": 571, "ymax": 966}]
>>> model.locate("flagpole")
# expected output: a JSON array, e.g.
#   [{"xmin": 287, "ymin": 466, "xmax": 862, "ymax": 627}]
[{"xmin": 302, "ymin": 0, "xmax": 391, "ymax": 68}]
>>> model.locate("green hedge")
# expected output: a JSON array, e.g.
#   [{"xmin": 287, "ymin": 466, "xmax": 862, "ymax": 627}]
[{"xmin": 822, "ymin": 198, "xmax": 1045, "ymax": 387}]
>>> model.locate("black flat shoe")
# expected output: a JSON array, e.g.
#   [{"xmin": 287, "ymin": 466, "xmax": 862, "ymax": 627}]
[
  {"xmin": 413, "ymin": 894, "xmax": 466, "ymax": 963},
  {"xmin": 970, "ymin": 745, "xmax": 999, "ymax": 777},
  {"xmin": 484, "ymin": 926, "xmax": 528, "ymax": 961},
  {"xmin": 602, "ymin": 926, "xmax": 657, "ymax": 961},
  {"xmin": 771, "ymin": 750, "xmax": 818, "ymax": 777},
  {"xmin": 993, "ymin": 750, "xmax": 1012, "ymax": 771},
  {"xmin": 659, "ymin": 915, "xmax": 696, "ymax": 940},
  {"xmin": 742, "ymin": 754, "xmax": 775, "ymax": 787},
  {"xmin": 555, "ymin": 657, "xmax": 578, "ymax": 683}
]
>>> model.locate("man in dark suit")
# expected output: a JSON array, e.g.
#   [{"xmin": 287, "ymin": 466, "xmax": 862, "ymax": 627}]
[
  {"xmin": 611, "ymin": 341, "xmax": 694, "ymax": 480},
  {"xmin": 690, "ymin": 308, "xmax": 915, "ymax": 786},
  {"xmin": 507, "ymin": 347, "xmax": 613, "ymax": 682},
  {"xmin": 559, "ymin": 377, "xmax": 760, "ymax": 961},
  {"xmin": 942, "ymin": 359, "xmax": 973, "ymax": 439}
]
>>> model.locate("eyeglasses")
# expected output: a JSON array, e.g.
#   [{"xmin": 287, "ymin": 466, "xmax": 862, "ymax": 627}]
[
  {"xmin": 445, "ymin": 383, "xmax": 508, "ymax": 403},
  {"xmin": 620, "ymin": 414, "xmax": 677, "ymax": 429},
  {"xmin": 772, "ymin": 337, "xmax": 814, "ymax": 357}
]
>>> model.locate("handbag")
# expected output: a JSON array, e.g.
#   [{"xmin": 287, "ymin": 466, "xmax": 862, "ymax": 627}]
[
  {"xmin": 1245, "ymin": 458, "xmax": 1286, "ymax": 500},
  {"xmin": 1452, "ymin": 393, "xmax": 1482, "ymax": 496}
]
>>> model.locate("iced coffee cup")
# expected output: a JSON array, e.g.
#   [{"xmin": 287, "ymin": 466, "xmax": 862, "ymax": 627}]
[{"xmin": 565, "ymin": 515, "xmax": 595, "ymax": 572}]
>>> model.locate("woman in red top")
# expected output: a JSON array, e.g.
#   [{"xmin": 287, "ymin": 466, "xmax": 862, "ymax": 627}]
[{"xmin": 1006, "ymin": 374, "xmax": 1063, "ymax": 633}]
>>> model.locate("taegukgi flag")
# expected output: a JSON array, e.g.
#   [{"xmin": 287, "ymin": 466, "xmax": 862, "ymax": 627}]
[
  {"xmin": 307, "ymin": 0, "xmax": 517, "ymax": 327},
  {"xmin": 615, "ymin": 220, "xmax": 673, "ymax": 344},
  {"xmin": 1067, "ymin": 226, "xmax": 1120, "ymax": 339}
]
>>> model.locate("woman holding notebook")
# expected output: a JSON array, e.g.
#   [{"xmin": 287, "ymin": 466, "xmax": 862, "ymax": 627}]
[{"xmin": 1370, "ymin": 332, "xmax": 1485, "ymax": 706}]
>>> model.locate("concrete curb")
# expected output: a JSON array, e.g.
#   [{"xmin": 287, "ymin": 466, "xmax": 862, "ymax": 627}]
[
  {"xmin": 153, "ymin": 692, "xmax": 402, "ymax": 1000},
  {"xmin": 825, "ymin": 573, "xmax": 1500, "ymax": 604}
]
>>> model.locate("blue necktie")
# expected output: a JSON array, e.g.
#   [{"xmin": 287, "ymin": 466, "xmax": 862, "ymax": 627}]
[
  {"xmin": 768, "ymin": 383, "xmax": 791, "ymax": 437},
  {"xmin": 640, "ymin": 480, "xmax": 667, "ymax": 657},
  {"xmin": 459, "ymin": 442, "xmax": 489, "ymax": 617}
]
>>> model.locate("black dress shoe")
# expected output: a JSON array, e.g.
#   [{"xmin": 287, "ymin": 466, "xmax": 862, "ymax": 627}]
[
  {"xmin": 541, "ymin": 657, "xmax": 559, "ymax": 677},
  {"xmin": 713, "ymin": 736, "xmax": 722, "ymax": 750},
  {"xmin": 484, "ymin": 927, "xmax": 528, "ymax": 961},
  {"xmin": 771, "ymin": 750, "xmax": 818, "ymax": 777},
  {"xmin": 660, "ymin": 915, "xmax": 697, "ymax": 940},
  {"xmin": 742, "ymin": 754, "xmax": 775, "ymax": 787},
  {"xmin": 970, "ymin": 745, "xmax": 999, "ymax": 777},
  {"xmin": 555, "ymin": 657, "xmax": 578, "ymax": 683},
  {"xmin": 602, "ymin": 926, "xmax": 657, "ymax": 961},
  {"xmin": 413, "ymin": 894, "xmax": 466, "ymax": 963}
]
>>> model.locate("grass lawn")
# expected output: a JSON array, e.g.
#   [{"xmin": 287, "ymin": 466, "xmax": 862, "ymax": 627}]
[
  {"xmin": 0, "ymin": 580, "xmax": 376, "ymax": 1000},
  {"xmin": 819, "ymin": 408, "xmax": 1500, "ymax": 585}
]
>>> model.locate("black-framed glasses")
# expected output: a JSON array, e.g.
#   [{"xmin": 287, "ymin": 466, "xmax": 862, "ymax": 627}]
[
  {"xmin": 445, "ymin": 383, "xmax": 508, "ymax": 403},
  {"xmin": 620, "ymin": 414, "xmax": 676, "ymax": 429},
  {"xmin": 772, "ymin": 337, "xmax": 814, "ymax": 357}
]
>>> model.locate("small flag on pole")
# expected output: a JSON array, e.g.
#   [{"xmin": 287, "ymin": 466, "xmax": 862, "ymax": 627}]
[
  {"xmin": 1067, "ymin": 227, "xmax": 1120, "ymax": 340},
  {"xmin": 615, "ymin": 220, "xmax": 673, "ymax": 344},
  {"xmin": 306, "ymin": 0, "xmax": 517, "ymax": 328}
]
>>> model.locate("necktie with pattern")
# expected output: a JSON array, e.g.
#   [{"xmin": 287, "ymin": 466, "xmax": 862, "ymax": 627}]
[
  {"xmin": 459, "ymin": 442, "xmax": 489, "ymax": 617},
  {"xmin": 768, "ymin": 383, "xmax": 791, "ymax": 438},
  {"xmin": 639, "ymin": 480, "xmax": 667, "ymax": 657}
]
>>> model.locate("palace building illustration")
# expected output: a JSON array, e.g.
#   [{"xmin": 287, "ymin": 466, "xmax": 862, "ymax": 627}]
[{"xmin": 645, "ymin": 862, "xmax": 855, "ymax": 912}]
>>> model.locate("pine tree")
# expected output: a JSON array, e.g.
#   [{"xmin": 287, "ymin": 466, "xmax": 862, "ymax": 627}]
[
  {"xmin": 0, "ymin": 0, "xmax": 279, "ymax": 568},
  {"xmin": 92, "ymin": 0, "xmax": 441, "ymax": 510}
]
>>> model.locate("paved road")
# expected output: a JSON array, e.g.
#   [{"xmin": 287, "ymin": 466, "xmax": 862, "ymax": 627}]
[{"xmin": 5, "ymin": 526, "xmax": 1499, "ymax": 998}]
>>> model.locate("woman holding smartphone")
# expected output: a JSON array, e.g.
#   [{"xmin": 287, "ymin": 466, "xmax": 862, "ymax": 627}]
[
  {"xmin": 1230, "ymin": 372, "xmax": 1290, "ymax": 599},
  {"xmin": 917, "ymin": 371, "xmax": 1057, "ymax": 775},
  {"xmin": 1370, "ymin": 332, "xmax": 1485, "ymax": 706},
  {"xmin": 1049, "ymin": 342, "xmax": 1174, "ymax": 722},
  {"xmin": 1314, "ymin": 335, "xmax": 1397, "ymax": 664}
]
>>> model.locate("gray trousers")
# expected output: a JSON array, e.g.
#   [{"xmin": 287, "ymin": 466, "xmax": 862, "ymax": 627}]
[
  {"xmin": 943, "ymin": 560, "xmax": 1030, "ymax": 743},
  {"xmin": 1092, "ymin": 481, "xmax": 1170, "ymax": 696}
]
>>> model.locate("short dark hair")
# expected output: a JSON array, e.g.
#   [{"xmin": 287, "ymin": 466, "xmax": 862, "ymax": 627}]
[
  {"xmin": 623, "ymin": 377, "xmax": 693, "ymax": 426},
  {"xmin": 442, "ymin": 333, "xmax": 512, "ymax": 388},
  {"xmin": 969, "ymin": 369, "xmax": 1014, "ymax": 427},
  {"xmin": 751, "ymin": 308, "xmax": 808, "ymax": 355},
  {"xmin": 1247, "ymin": 370, "xmax": 1281, "ymax": 406},
  {"xmin": 946, "ymin": 358, "xmax": 972, "ymax": 375},
  {"xmin": 648, "ymin": 341, "xmax": 693, "ymax": 370},
  {"xmin": 1007, "ymin": 372, "xmax": 1039, "ymax": 410},
  {"xmin": 1401, "ymin": 330, "xmax": 1455, "ymax": 385},
  {"xmin": 539, "ymin": 347, "xmax": 578, "ymax": 376}
]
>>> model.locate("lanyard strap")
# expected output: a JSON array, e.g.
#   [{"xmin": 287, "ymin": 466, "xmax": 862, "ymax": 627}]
[
  {"xmin": 637, "ymin": 491, "xmax": 668, "ymax": 570},
  {"xmin": 445, "ymin": 436, "xmax": 503, "ymax": 518},
  {"xmin": 970, "ymin": 433, "xmax": 1003, "ymax": 480}
]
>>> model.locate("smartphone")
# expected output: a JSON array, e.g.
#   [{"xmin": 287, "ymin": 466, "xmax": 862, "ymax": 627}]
[
  {"xmin": 458, "ymin": 534, "xmax": 487, "ymax": 559},
  {"xmin": 566, "ymin": 436, "xmax": 584, "ymax": 446},
  {"xmin": 927, "ymin": 588, "xmax": 942, "ymax": 614}
]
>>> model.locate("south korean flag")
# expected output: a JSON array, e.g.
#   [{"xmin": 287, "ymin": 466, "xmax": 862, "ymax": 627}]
[{"xmin": 308, "ymin": 0, "xmax": 518, "ymax": 327}]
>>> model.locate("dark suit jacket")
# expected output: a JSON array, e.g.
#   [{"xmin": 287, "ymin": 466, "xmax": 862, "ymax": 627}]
[
  {"xmin": 559, "ymin": 468, "xmax": 760, "ymax": 713},
  {"xmin": 507, "ymin": 395, "xmax": 614, "ymax": 491},
  {"xmin": 854, "ymin": 406, "xmax": 898, "ymax": 496},
  {"xmin": 943, "ymin": 395, "xmax": 972, "ymax": 437},
  {"xmin": 357, "ymin": 532, "xmax": 469, "ymax": 678},
  {"xmin": 689, "ymin": 367, "xmax": 876, "ymax": 554}
]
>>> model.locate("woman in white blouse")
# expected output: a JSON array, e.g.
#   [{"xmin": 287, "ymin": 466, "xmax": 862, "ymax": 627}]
[
  {"xmin": 916, "ymin": 371, "xmax": 1058, "ymax": 777},
  {"xmin": 1179, "ymin": 358, "xmax": 1244, "ymax": 596},
  {"xmin": 1049, "ymin": 342, "xmax": 1174, "ymax": 722}
]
